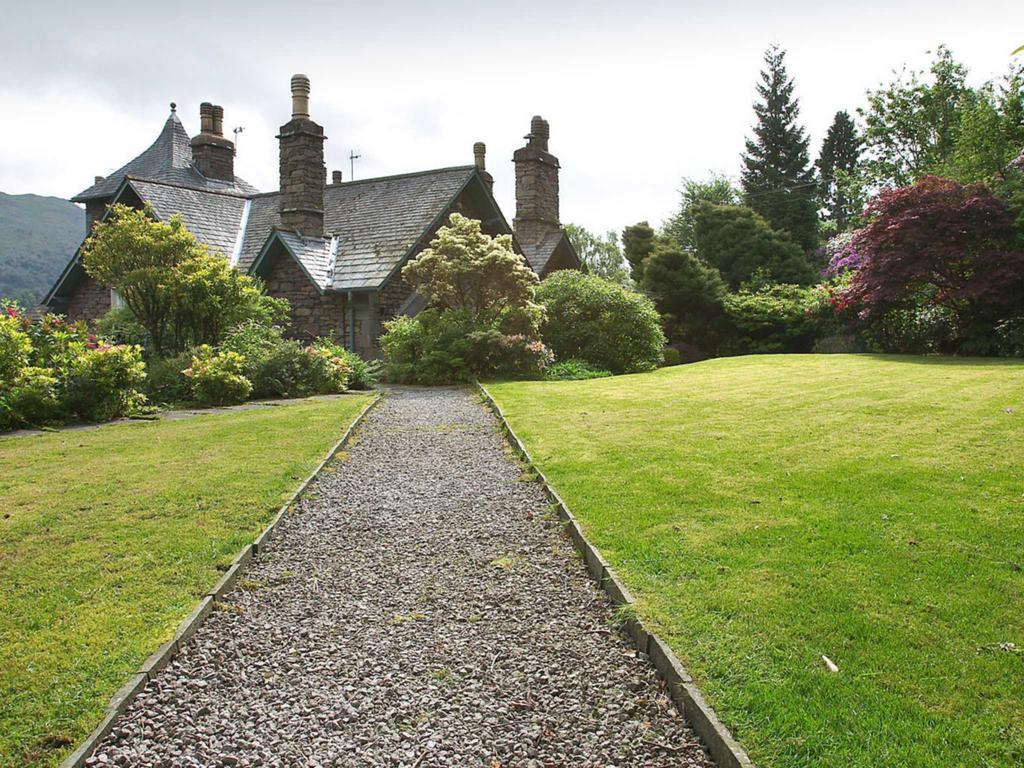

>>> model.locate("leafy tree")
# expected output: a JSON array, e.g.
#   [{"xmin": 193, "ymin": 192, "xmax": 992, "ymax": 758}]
[
  {"xmin": 741, "ymin": 45, "xmax": 819, "ymax": 252},
  {"xmin": 846, "ymin": 176, "xmax": 1024, "ymax": 354},
  {"xmin": 82, "ymin": 204, "xmax": 287, "ymax": 356},
  {"xmin": 621, "ymin": 221, "xmax": 657, "ymax": 282},
  {"xmin": 536, "ymin": 270, "xmax": 664, "ymax": 374},
  {"xmin": 860, "ymin": 46, "xmax": 971, "ymax": 187},
  {"xmin": 641, "ymin": 245, "xmax": 727, "ymax": 348},
  {"xmin": 693, "ymin": 203, "xmax": 815, "ymax": 289},
  {"xmin": 662, "ymin": 175, "xmax": 740, "ymax": 251},
  {"xmin": 82, "ymin": 205, "xmax": 199, "ymax": 356},
  {"xmin": 817, "ymin": 111, "xmax": 863, "ymax": 230},
  {"xmin": 403, "ymin": 213, "xmax": 539, "ymax": 325},
  {"xmin": 945, "ymin": 68, "xmax": 1024, "ymax": 182},
  {"xmin": 564, "ymin": 224, "xmax": 631, "ymax": 285}
]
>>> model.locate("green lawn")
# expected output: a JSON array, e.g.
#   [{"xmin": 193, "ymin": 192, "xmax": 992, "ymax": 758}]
[
  {"xmin": 0, "ymin": 395, "xmax": 371, "ymax": 767},
  {"xmin": 486, "ymin": 355, "xmax": 1024, "ymax": 768}
]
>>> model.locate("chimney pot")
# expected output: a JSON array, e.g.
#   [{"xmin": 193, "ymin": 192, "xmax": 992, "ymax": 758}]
[
  {"xmin": 212, "ymin": 105, "xmax": 224, "ymax": 137},
  {"xmin": 332, "ymin": 170, "xmax": 343, "ymax": 184},
  {"xmin": 94, "ymin": 175, "xmax": 104, "ymax": 184},
  {"xmin": 473, "ymin": 142, "xmax": 486, "ymax": 171},
  {"xmin": 199, "ymin": 102, "xmax": 215, "ymax": 134},
  {"xmin": 529, "ymin": 115, "xmax": 550, "ymax": 151},
  {"xmin": 291, "ymin": 74, "xmax": 311, "ymax": 119}
]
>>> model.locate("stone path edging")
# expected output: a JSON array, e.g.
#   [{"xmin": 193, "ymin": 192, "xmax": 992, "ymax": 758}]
[
  {"xmin": 476, "ymin": 382, "xmax": 755, "ymax": 768},
  {"xmin": 58, "ymin": 392, "xmax": 382, "ymax": 768}
]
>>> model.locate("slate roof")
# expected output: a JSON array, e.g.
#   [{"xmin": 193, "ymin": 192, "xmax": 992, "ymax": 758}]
[
  {"xmin": 520, "ymin": 229, "xmax": 568, "ymax": 273},
  {"xmin": 72, "ymin": 109, "xmax": 258, "ymax": 202},
  {"xmin": 126, "ymin": 179, "xmax": 249, "ymax": 258},
  {"xmin": 243, "ymin": 166, "xmax": 480, "ymax": 290}
]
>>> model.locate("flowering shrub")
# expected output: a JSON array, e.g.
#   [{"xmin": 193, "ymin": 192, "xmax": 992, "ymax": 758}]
[
  {"xmin": 184, "ymin": 346, "xmax": 252, "ymax": 406},
  {"xmin": 0, "ymin": 305, "xmax": 31, "ymax": 385},
  {"xmin": 821, "ymin": 232, "xmax": 866, "ymax": 278},
  {"xmin": 312, "ymin": 339, "xmax": 377, "ymax": 389},
  {"xmin": 1, "ymin": 303, "xmax": 148, "ymax": 428}
]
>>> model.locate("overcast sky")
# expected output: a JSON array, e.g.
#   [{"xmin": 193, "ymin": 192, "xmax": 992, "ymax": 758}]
[{"xmin": 1, "ymin": 0, "xmax": 1022, "ymax": 234}]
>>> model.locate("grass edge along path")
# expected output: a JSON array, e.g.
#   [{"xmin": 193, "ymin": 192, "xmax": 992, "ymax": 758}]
[
  {"xmin": 0, "ymin": 393, "xmax": 373, "ymax": 768},
  {"xmin": 485, "ymin": 355, "xmax": 1024, "ymax": 768}
]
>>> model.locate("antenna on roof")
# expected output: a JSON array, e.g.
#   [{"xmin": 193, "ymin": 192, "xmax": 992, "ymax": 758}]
[
  {"xmin": 349, "ymin": 149, "xmax": 362, "ymax": 181},
  {"xmin": 233, "ymin": 126, "xmax": 244, "ymax": 153}
]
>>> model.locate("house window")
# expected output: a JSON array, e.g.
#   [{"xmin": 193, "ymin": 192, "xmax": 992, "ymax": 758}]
[{"xmin": 110, "ymin": 289, "xmax": 126, "ymax": 310}]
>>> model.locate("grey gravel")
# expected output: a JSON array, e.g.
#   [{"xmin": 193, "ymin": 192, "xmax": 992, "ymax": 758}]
[{"xmin": 89, "ymin": 387, "xmax": 713, "ymax": 768}]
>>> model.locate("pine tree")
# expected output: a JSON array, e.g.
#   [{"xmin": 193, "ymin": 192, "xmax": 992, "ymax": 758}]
[
  {"xmin": 741, "ymin": 46, "xmax": 819, "ymax": 252},
  {"xmin": 817, "ymin": 111, "xmax": 863, "ymax": 230}
]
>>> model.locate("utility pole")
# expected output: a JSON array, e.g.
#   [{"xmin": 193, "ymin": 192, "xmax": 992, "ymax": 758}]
[{"xmin": 349, "ymin": 150, "xmax": 362, "ymax": 181}]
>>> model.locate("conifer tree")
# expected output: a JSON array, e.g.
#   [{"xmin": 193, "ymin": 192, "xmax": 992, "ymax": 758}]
[
  {"xmin": 741, "ymin": 46, "xmax": 819, "ymax": 252},
  {"xmin": 817, "ymin": 110, "xmax": 863, "ymax": 230}
]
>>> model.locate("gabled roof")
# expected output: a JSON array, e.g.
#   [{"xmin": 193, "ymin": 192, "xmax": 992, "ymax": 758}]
[
  {"xmin": 245, "ymin": 166, "xmax": 485, "ymax": 290},
  {"xmin": 72, "ymin": 108, "xmax": 258, "ymax": 202},
  {"xmin": 520, "ymin": 229, "xmax": 577, "ymax": 274}
]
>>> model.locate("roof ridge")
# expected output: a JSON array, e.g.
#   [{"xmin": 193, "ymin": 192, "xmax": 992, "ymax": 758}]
[
  {"xmin": 247, "ymin": 165, "xmax": 478, "ymax": 200},
  {"xmin": 124, "ymin": 175, "xmax": 254, "ymax": 199}
]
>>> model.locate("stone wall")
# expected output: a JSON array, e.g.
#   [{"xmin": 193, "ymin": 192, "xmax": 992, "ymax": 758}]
[
  {"xmin": 262, "ymin": 254, "xmax": 346, "ymax": 342},
  {"xmin": 64, "ymin": 275, "xmax": 110, "ymax": 322}
]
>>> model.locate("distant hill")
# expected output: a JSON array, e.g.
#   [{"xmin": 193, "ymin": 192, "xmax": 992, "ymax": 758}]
[{"xmin": 0, "ymin": 192, "xmax": 84, "ymax": 305}]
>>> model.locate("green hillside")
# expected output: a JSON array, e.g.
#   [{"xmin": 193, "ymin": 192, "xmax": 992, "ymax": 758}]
[{"xmin": 0, "ymin": 192, "xmax": 83, "ymax": 304}]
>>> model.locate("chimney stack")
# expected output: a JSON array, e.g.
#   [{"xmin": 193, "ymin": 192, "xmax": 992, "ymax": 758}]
[
  {"xmin": 332, "ymin": 170, "xmax": 343, "ymax": 184},
  {"xmin": 473, "ymin": 142, "xmax": 493, "ymax": 193},
  {"xmin": 278, "ymin": 74, "xmax": 326, "ymax": 236},
  {"xmin": 513, "ymin": 115, "xmax": 560, "ymax": 247},
  {"xmin": 191, "ymin": 102, "xmax": 235, "ymax": 182}
]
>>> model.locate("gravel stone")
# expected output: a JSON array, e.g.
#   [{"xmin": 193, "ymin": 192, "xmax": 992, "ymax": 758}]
[{"xmin": 89, "ymin": 387, "xmax": 714, "ymax": 767}]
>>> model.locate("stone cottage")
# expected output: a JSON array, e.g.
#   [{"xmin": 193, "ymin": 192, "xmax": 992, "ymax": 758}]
[{"xmin": 43, "ymin": 75, "xmax": 579, "ymax": 356}]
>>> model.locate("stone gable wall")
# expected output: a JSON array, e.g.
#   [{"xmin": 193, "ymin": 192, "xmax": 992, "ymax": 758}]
[
  {"xmin": 64, "ymin": 276, "xmax": 111, "ymax": 322},
  {"xmin": 262, "ymin": 254, "xmax": 346, "ymax": 342}
]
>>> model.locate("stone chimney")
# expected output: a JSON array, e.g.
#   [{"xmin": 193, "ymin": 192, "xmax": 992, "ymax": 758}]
[
  {"xmin": 513, "ymin": 116, "xmax": 560, "ymax": 247},
  {"xmin": 473, "ymin": 142, "xmax": 494, "ymax": 194},
  {"xmin": 191, "ymin": 102, "xmax": 235, "ymax": 182},
  {"xmin": 278, "ymin": 74, "xmax": 326, "ymax": 237},
  {"xmin": 332, "ymin": 170, "xmax": 343, "ymax": 184}
]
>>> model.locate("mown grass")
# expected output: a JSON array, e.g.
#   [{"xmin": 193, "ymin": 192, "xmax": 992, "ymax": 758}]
[
  {"xmin": 486, "ymin": 355, "xmax": 1024, "ymax": 768},
  {"xmin": 0, "ymin": 394, "xmax": 371, "ymax": 767}
]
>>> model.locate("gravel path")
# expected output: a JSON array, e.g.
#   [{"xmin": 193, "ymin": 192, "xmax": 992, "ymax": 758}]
[{"xmin": 89, "ymin": 387, "xmax": 713, "ymax": 768}]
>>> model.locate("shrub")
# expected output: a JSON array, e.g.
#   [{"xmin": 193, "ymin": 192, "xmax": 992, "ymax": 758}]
[
  {"xmin": 536, "ymin": 271, "xmax": 665, "ymax": 374},
  {"xmin": 382, "ymin": 310, "xmax": 552, "ymax": 384},
  {"xmin": 722, "ymin": 283, "xmax": 821, "ymax": 355},
  {"xmin": 63, "ymin": 344, "xmax": 147, "ymax": 422},
  {"xmin": 0, "ymin": 306, "xmax": 31, "ymax": 385},
  {"xmin": 661, "ymin": 347, "xmax": 682, "ymax": 366},
  {"xmin": 222, "ymin": 321, "xmax": 286, "ymax": 381},
  {"xmin": 641, "ymin": 245, "xmax": 727, "ymax": 351},
  {"xmin": 143, "ymin": 352, "xmax": 193, "ymax": 404},
  {"xmin": 93, "ymin": 307, "xmax": 150, "ymax": 350},
  {"xmin": 248, "ymin": 340, "xmax": 350, "ymax": 398},
  {"xmin": 1, "ymin": 367, "xmax": 60, "ymax": 429},
  {"xmin": 545, "ymin": 359, "xmax": 613, "ymax": 380},
  {"xmin": 384, "ymin": 215, "xmax": 550, "ymax": 383},
  {"xmin": 313, "ymin": 339, "xmax": 377, "ymax": 390},
  {"xmin": 184, "ymin": 346, "xmax": 252, "ymax": 406}
]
